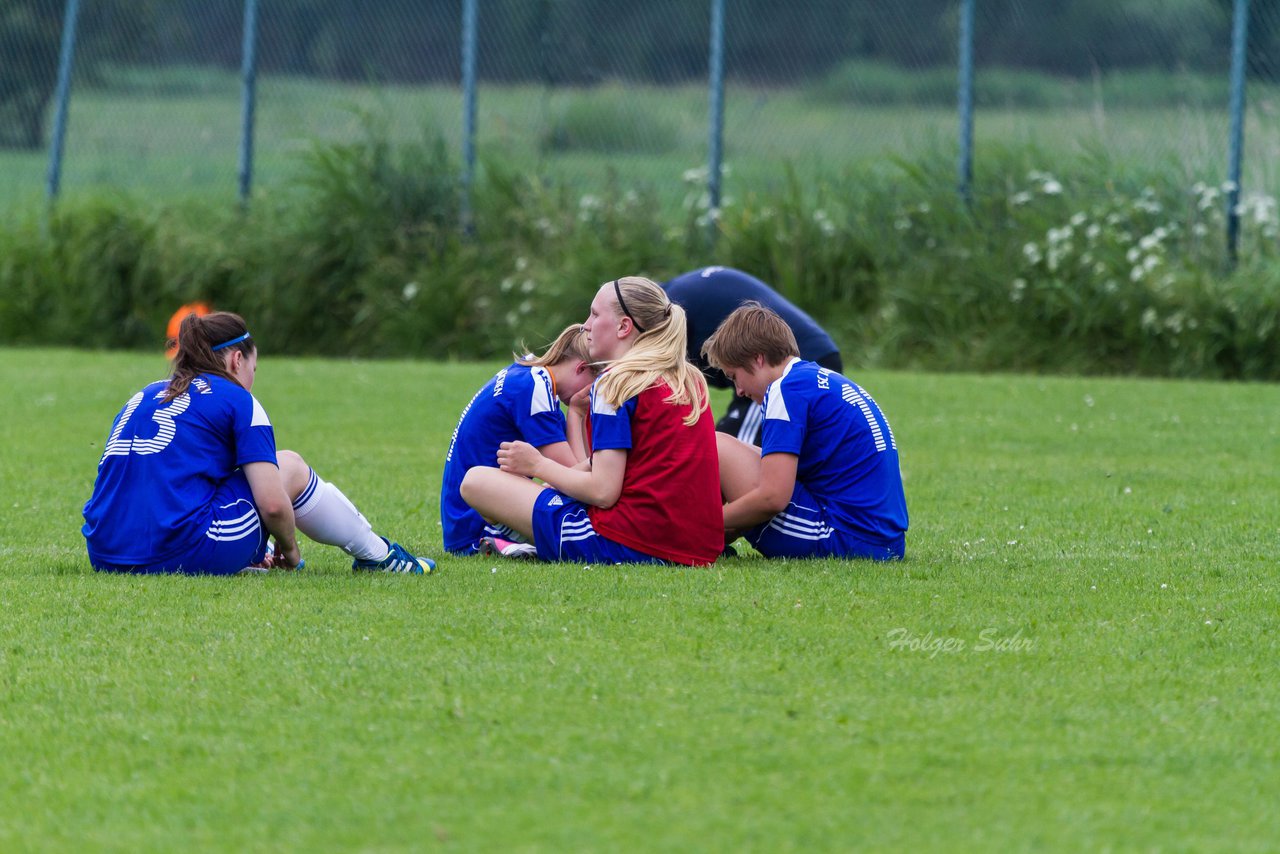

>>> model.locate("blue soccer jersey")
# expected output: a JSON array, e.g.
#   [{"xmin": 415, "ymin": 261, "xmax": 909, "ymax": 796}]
[
  {"xmin": 760, "ymin": 358, "xmax": 908, "ymax": 546},
  {"xmin": 440, "ymin": 363, "xmax": 569, "ymax": 553},
  {"xmin": 82, "ymin": 375, "xmax": 279, "ymax": 567}
]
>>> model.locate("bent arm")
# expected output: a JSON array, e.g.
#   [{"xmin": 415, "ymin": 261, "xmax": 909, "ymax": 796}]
[
  {"xmin": 563, "ymin": 401, "xmax": 591, "ymax": 463},
  {"xmin": 499, "ymin": 441, "xmax": 625, "ymax": 509},
  {"xmin": 537, "ymin": 441, "xmax": 579, "ymax": 469},
  {"xmin": 722, "ymin": 452, "xmax": 798, "ymax": 531},
  {"xmin": 530, "ymin": 448, "xmax": 626, "ymax": 509},
  {"xmin": 243, "ymin": 461, "xmax": 301, "ymax": 567}
]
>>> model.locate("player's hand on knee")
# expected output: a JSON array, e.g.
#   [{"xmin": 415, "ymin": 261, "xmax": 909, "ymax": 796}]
[{"xmin": 497, "ymin": 441, "xmax": 542, "ymax": 478}]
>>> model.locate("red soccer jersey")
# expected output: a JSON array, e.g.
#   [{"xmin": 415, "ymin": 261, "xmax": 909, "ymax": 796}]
[{"xmin": 586, "ymin": 380, "xmax": 723, "ymax": 566}]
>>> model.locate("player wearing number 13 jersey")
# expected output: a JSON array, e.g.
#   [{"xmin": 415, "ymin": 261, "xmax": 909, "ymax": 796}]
[
  {"xmin": 82, "ymin": 310, "xmax": 434, "ymax": 575},
  {"xmin": 82, "ymin": 372, "xmax": 277, "ymax": 569}
]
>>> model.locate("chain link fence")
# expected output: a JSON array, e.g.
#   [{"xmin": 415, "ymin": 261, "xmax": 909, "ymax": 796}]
[{"xmin": 4, "ymin": 1, "xmax": 1280, "ymax": 222}]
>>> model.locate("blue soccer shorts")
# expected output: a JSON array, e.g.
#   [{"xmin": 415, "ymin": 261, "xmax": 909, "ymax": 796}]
[
  {"xmin": 744, "ymin": 481, "xmax": 905, "ymax": 561},
  {"xmin": 93, "ymin": 471, "xmax": 270, "ymax": 576},
  {"xmin": 530, "ymin": 489, "xmax": 666, "ymax": 564}
]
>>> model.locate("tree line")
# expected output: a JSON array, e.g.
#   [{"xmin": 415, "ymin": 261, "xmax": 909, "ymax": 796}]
[{"xmin": 3, "ymin": 0, "xmax": 1278, "ymax": 149}]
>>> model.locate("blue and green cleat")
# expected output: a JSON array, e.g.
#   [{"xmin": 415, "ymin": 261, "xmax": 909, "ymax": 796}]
[{"xmin": 353, "ymin": 538, "xmax": 436, "ymax": 575}]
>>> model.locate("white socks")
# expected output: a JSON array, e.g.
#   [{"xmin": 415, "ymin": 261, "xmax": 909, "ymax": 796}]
[{"xmin": 292, "ymin": 470, "xmax": 390, "ymax": 562}]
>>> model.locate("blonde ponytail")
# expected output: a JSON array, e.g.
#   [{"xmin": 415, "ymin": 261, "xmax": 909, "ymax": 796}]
[{"xmin": 594, "ymin": 276, "xmax": 708, "ymax": 426}]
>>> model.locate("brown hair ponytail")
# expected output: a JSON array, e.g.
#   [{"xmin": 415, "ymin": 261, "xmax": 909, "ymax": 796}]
[{"xmin": 165, "ymin": 311, "xmax": 254, "ymax": 402}]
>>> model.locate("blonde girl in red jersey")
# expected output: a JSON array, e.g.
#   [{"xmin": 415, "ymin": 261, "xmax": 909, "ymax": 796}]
[{"xmin": 461, "ymin": 276, "xmax": 723, "ymax": 565}]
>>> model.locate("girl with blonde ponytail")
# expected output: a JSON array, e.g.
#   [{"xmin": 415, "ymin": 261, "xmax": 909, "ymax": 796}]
[{"xmin": 461, "ymin": 277, "xmax": 723, "ymax": 566}]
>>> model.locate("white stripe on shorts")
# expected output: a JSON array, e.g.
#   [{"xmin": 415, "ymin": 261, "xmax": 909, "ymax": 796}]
[
  {"xmin": 767, "ymin": 511, "xmax": 834, "ymax": 542},
  {"xmin": 207, "ymin": 505, "xmax": 261, "ymax": 542},
  {"xmin": 559, "ymin": 514, "xmax": 597, "ymax": 544}
]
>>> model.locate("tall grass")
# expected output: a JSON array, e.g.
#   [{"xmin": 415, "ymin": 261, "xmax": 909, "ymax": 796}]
[{"xmin": 1, "ymin": 127, "xmax": 1278, "ymax": 378}]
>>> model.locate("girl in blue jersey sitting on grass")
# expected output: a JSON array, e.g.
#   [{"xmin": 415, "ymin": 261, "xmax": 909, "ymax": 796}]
[
  {"xmin": 82, "ymin": 311, "xmax": 434, "ymax": 575},
  {"xmin": 439, "ymin": 323, "xmax": 598, "ymax": 555},
  {"xmin": 702, "ymin": 302, "xmax": 909, "ymax": 561}
]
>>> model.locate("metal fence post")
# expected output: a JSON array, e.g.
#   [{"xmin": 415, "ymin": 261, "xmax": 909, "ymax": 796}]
[
  {"xmin": 957, "ymin": 0, "xmax": 975, "ymax": 208},
  {"xmin": 707, "ymin": 0, "xmax": 726, "ymax": 243},
  {"xmin": 45, "ymin": 0, "xmax": 83, "ymax": 202},
  {"xmin": 238, "ymin": 0, "xmax": 260, "ymax": 207},
  {"xmin": 1226, "ymin": 0, "xmax": 1250, "ymax": 264},
  {"xmin": 462, "ymin": 0, "xmax": 479, "ymax": 234}
]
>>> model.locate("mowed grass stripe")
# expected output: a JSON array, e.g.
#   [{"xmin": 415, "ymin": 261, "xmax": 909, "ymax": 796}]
[{"xmin": 1, "ymin": 348, "xmax": 1276, "ymax": 851}]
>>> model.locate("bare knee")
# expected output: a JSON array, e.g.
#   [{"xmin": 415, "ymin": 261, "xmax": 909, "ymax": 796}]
[
  {"xmin": 716, "ymin": 432, "xmax": 762, "ymax": 501},
  {"xmin": 460, "ymin": 465, "xmax": 496, "ymax": 507},
  {"xmin": 276, "ymin": 449, "xmax": 311, "ymax": 500}
]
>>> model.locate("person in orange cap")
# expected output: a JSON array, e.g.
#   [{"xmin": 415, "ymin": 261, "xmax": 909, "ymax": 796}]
[{"xmin": 165, "ymin": 302, "xmax": 211, "ymax": 357}]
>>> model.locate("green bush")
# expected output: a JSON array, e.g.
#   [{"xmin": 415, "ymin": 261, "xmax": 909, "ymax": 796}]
[
  {"xmin": 541, "ymin": 89, "xmax": 681, "ymax": 154},
  {"xmin": 2, "ymin": 129, "xmax": 1279, "ymax": 380},
  {"xmin": 808, "ymin": 60, "xmax": 1233, "ymax": 110}
]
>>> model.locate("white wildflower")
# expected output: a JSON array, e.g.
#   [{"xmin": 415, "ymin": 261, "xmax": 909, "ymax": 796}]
[{"xmin": 1047, "ymin": 226, "xmax": 1073, "ymax": 245}]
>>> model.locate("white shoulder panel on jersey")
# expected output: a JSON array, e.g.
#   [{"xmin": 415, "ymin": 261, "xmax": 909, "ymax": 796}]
[
  {"xmin": 250, "ymin": 395, "xmax": 272, "ymax": 427},
  {"xmin": 764, "ymin": 380, "xmax": 790, "ymax": 422},
  {"xmin": 591, "ymin": 389, "xmax": 618, "ymax": 416},
  {"xmin": 529, "ymin": 366, "xmax": 555, "ymax": 415}
]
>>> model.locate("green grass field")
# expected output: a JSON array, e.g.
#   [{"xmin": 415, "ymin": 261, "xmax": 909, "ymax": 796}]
[
  {"xmin": 6, "ymin": 71, "xmax": 1280, "ymax": 212},
  {"xmin": 1, "ymin": 347, "xmax": 1276, "ymax": 850}
]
